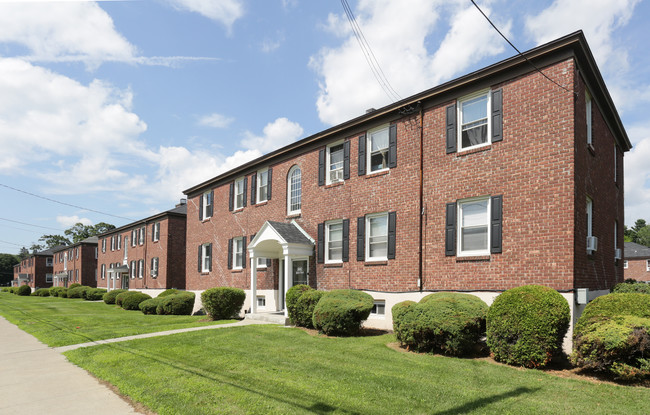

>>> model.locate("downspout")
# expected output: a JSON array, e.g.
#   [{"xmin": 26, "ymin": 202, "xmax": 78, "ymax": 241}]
[{"xmin": 418, "ymin": 103, "xmax": 424, "ymax": 292}]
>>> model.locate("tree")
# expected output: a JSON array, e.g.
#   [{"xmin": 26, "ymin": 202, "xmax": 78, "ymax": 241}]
[
  {"xmin": 30, "ymin": 243, "xmax": 43, "ymax": 253},
  {"xmin": 38, "ymin": 234, "xmax": 71, "ymax": 249},
  {"xmin": 64, "ymin": 222, "xmax": 116, "ymax": 243},
  {"xmin": 637, "ymin": 226, "xmax": 650, "ymax": 248},
  {"xmin": 0, "ymin": 253, "xmax": 19, "ymax": 286},
  {"xmin": 625, "ymin": 219, "xmax": 648, "ymax": 244},
  {"xmin": 18, "ymin": 247, "xmax": 29, "ymax": 260}
]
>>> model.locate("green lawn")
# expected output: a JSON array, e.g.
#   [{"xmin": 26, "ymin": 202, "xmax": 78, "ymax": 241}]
[
  {"xmin": 0, "ymin": 293, "xmax": 233, "ymax": 346},
  {"xmin": 64, "ymin": 325, "xmax": 650, "ymax": 415}
]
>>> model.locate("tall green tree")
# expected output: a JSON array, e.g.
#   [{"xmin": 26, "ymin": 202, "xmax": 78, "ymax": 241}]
[
  {"xmin": 18, "ymin": 247, "xmax": 29, "ymax": 260},
  {"xmin": 637, "ymin": 226, "xmax": 650, "ymax": 247},
  {"xmin": 625, "ymin": 219, "xmax": 648, "ymax": 244},
  {"xmin": 38, "ymin": 234, "xmax": 72, "ymax": 249},
  {"xmin": 0, "ymin": 253, "xmax": 19, "ymax": 286},
  {"xmin": 64, "ymin": 222, "xmax": 116, "ymax": 243}
]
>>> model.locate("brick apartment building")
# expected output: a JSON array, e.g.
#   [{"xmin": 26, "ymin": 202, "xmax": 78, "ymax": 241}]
[
  {"xmin": 97, "ymin": 203, "xmax": 187, "ymax": 294},
  {"xmin": 624, "ymin": 241, "xmax": 650, "ymax": 282},
  {"xmin": 12, "ymin": 249, "xmax": 55, "ymax": 289},
  {"xmin": 182, "ymin": 31, "xmax": 630, "ymax": 333},
  {"xmin": 52, "ymin": 237, "xmax": 98, "ymax": 288}
]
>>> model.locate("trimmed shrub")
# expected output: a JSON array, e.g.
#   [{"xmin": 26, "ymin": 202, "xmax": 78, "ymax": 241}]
[
  {"xmin": 58, "ymin": 289, "xmax": 68, "ymax": 298},
  {"xmin": 121, "ymin": 292, "xmax": 152, "ymax": 310},
  {"xmin": 158, "ymin": 288, "xmax": 180, "ymax": 297},
  {"xmin": 286, "ymin": 284, "xmax": 312, "ymax": 325},
  {"xmin": 393, "ymin": 293, "xmax": 488, "ymax": 356},
  {"xmin": 139, "ymin": 298, "xmax": 161, "ymax": 315},
  {"xmin": 67, "ymin": 285, "xmax": 91, "ymax": 299},
  {"xmin": 85, "ymin": 288, "xmax": 107, "ymax": 301},
  {"xmin": 293, "ymin": 289, "xmax": 325, "ymax": 328},
  {"xmin": 116, "ymin": 291, "xmax": 138, "ymax": 307},
  {"xmin": 49, "ymin": 287, "xmax": 65, "ymax": 297},
  {"xmin": 156, "ymin": 293, "xmax": 196, "ymax": 315},
  {"xmin": 571, "ymin": 293, "xmax": 650, "ymax": 380},
  {"xmin": 312, "ymin": 290, "xmax": 374, "ymax": 336},
  {"xmin": 612, "ymin": 282, "xmax": 650, "ymax": 295},
  {"xmin": 68, "ymin": 283, "xmax": 82, "ymax": 290},
  {"xmin": 103, "ymin": 289, "xmax": 127, "ymax": 305},
  {"xmin": 16, "ymin": 285, "xmax": 31, "ymax": 296},
  {"xmin": 34, "ymin": 288, "xmax": 51, "ymax": 297},
  {"xmin": 201, "ymin": 287, "xmax": 246, "ymax": 320},
  {"xmin": 1, "ymin": 287, "xmax": 12, "ymax": 292},
  {"xmin": 487, "ymin": 285, "xmax": 570, "ymax": 368}
]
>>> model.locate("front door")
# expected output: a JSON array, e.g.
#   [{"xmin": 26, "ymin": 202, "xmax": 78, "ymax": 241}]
[
  {"xmin": 292, "ymin": 259, "xmax": 308, "ymax": 286},
  {"xmin": 121, "ymin": 273, "xmax": 129, "ymax": 290}
]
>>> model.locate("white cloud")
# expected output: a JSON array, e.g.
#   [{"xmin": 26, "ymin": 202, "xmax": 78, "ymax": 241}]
[
  {"xmin": 261, "ymin": 34, "xmax": 284, "ymax": 53},
  {"xmin": 624, "ymin": 125, "xmax": 650, "ymax": 224},
  {"xmin": 198, "ymin": 113, "xmax": 235, "ymax": 128},
  {"xmin": 167, "ymin": 0, "xmax": 244, "ymax": 33},
  {"xmin": 310, "ymin": 0, "xmax": 508, "ymax": 125},
  {"xmin": 56, "ymin": 215, "xmax": 93, "ymax": 228},
  {"xmin": 241, "ymin": 117, "xmax": 304, "ymax": 153}
]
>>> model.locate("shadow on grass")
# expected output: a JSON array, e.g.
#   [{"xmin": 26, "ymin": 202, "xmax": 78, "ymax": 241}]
[{"xmin": 433, "ymin": 386, "xmax": 539, "ymax": 415}]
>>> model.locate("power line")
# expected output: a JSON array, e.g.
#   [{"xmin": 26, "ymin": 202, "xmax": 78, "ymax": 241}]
[
  {"xmin": 0, "ymin": 183, "xmax": 134, "ymax": 221},
  {"xmin": 340, "ymin": 0, "xmax": 401, "ymax": 102},
  {"xmin": 0, "ymin": 217, "xmax": 65, "ymax": 232},
  {"xmin": 470, "ymin": 0, "xmax": 576, "ymax": 96},
  {"xmin": 0, "ymin": 239, "xmax": 30, "ymax": 248}
]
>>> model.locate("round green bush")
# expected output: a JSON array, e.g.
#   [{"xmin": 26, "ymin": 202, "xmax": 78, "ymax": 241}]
[
  {"xmin": 103, "ymin": 289, "xmax": 127, "ymax": 305},
  {"xmin": 49, "ymin": 287, "xmax": 65, "ymax": 297},
  {"xmin": 201, "ymin": 287, "xmax": 246, "ymax": 320},
  {"xmin": 68, "ymin": 283, "xmax": 82, "ymax": 290},
  {"xmin": 115, "ymin": 291, "xmax": 142, "ymax": 308},
  {"xmin": 156, "ymin": 293, "xmax": 196, "ymax": 315},
  {"xmin": 58, "ymin": 288, "xmax": 68, "ymax": 298},
  {"xmin": 571, "ymin": 293, "xmax": 650, "ymax": 380},
  {"xmin": 67, "ymin": 285, "xmax": 91, "ymax": 299},
  {"xmin": 312, "ymin": 290, "xmax": 374, "ymax": 336},
  {"xmin": 84, "ymin": 288, "xmax": 107, "ymax": 301},
  {"xmin": 286, "ymin": 284, "xmax": 312, "ymax": 325},
  {"xmin": 34, "ymin": 288, "xmax": 50, "ymax": 297},
  {"xmin": 121, "ymin": 292, "xmax": 151, "ymax": 310},
  {"xmin": 158, "ymin": 288, "xmax": 180, "ymax": 297},
  {"xmin": 16, "ymin": 285, "xmax": 31, "ymax": 296},
  {"xmin": 487, "ymin": 285, "xmax": 570, "ymax": 368},
  {"xmin": 612, "ymin": 282, "xmax": 650, "ymax": 295},
  {"xmin": 293, "ymin": 289, "xmax": 325, "ymax": 328},
  {"xmin": 393, "ymin": 293, "xmax": 488, "ymax": 356},
  {"xmin": 139, "ymin": 298, "xmax": 161, "ymax": 315}
]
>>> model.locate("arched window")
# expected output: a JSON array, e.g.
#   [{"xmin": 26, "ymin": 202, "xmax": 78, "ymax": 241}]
[{"xmin": 287, "ymin": 166, "xmax": 301, "ymax": 215}]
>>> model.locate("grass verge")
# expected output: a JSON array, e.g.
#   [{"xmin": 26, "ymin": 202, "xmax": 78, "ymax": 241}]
[
  {"xmin": 0, "ymin": 293, "xmax": 234, "ymax": 346},
  {"xmin": 65, "ymin": 325, "xmax": 650, "ymax": 415}
]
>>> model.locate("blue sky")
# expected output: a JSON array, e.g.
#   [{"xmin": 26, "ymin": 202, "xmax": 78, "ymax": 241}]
[{"xmin": 0, "ymin": 0, "xmax": 648, "ymax": 255}]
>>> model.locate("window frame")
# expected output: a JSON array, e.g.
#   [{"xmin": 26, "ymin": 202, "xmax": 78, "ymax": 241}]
[
  {"xmin": 46, "ymin": 273, "xmax": 53, "ymax": 283},
  {"xmin": 201, "ymin": 243, "xmax": 211, "ymax": 273},
  {"xmin": 138, "ymin": 226, "xmax": 145, "ymax": 245},
  {"xmin": 586, "ymin": 197, "xmax": 594, "ymax": 252},
  {"xmin": 101, "ymin": 264, "xmax": 105, "ymax": 279},
  {"xmin": 234, "ymin": 177, "xmax": 246, "ymax": 210},
  {"xmin": 586, "ymin": 89, "xmax": 593, "ymax": 146},
  {"xmin": 457, "ymin": 196, "xmax": 491, "ymax": 257},
  {"xmin": 326, "ymin": 141, "xmax": 345, "ymax": 184},
  {"xmin": 370, "ymin": 300, "xmax": 386, "ymax": 317},
  {"xmin": 256, "ymin": 257, "xmax": 267, "ymax": 268},
  {"xmin": 256, "ymin": 168, "xmax": 269, "ymax": 203},
  {"xmin": 457, "ymin": 90, "xmax": 491, "ymax": 152},
  {"xmin": 138, "ymin": 259, "xmax": 144, "ymax": 278},
  {"xmin": 151, "ymin": 257, "xmax": 159, "ymax": 278},
  {"xmin": 153, "ymin": 222, "xmax": 160, "ymax": 242},
  {"xmin": 102, "ymin": 238, "xmax": 106, "ymax": 253},
  {"xmin": 232, "ymin": 237, "xmax": 244, "ymax": 270},
  {"xmin": 367, "ymin": 124, "xmax": 390, "ymax": 173},
  {"xmin": 325, "ymin": 219, "xmax": 344, "ymax": 264},
  {"xmin": 365, "ymin": 212, "xmax": 389, "ymax": 262},
  {"xmin": 287, "ymin": 165, "xmax": 302, "ymax": 215},
  {"xmin": 646, "ymin": 259, "xmax": 650, "ymax": 272},
  {"xmin": 202, "ymin": 190, "xmax": 212, "ymax": 219},
  {"xmin": 46, "ymin": 257, "xmax": 53, "ymax": 267},
  {"xmin": 132, "ymin": 230, "xmax": 137, "ymax": 247},
  {"xmin": 623, "ymin": 260, "xmax": 628, "ymax": 269}
]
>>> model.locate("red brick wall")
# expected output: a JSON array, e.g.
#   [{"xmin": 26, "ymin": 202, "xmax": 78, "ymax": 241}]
[
  {"xmin": 625, "ymin": 258, "xmax": 650, "ymax": 282},
  {"xmin": 53, "ymin": 244, "xmax": 98, "ymax": 287},
  {"xmin": 19, "ymin": 256, "xmax": 53, "ymax": 289}
]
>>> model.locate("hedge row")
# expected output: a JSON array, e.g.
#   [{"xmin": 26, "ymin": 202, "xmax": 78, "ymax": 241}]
[{"xmin": 139, "ymin": 292, "xmax": 196, "ymax": 315}]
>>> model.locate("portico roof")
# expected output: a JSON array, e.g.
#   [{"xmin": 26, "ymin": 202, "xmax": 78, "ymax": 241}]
[{"xmin": 248, "ymin": 220, "xmax": 314, "ymax": 259}]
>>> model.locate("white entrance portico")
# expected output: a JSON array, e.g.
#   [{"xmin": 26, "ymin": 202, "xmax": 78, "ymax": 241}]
[
  {"xmin": 106, "ymin": 265, "xmax": 129, "ymax": 291},
  {"xmin": 248, "ymin": 220, "xmax": 314, "ymax": 316}
]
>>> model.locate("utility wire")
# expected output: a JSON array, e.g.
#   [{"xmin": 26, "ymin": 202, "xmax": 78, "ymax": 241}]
[
  {"xmin": 470, "ymin": 0, "xmax": 576, "ymax": 96},
  {"xmin": 0, "ymin": 217, "xmax": 65, "ymax": 232},
  {"xmin": 0, "ymin": 183, "xmax": 133, "ymax": 221},
  {"xmin": 0, "ymin": 239, "xmax": 30, "ymax": 248},
  {"xmin": 340, "ymin": 0, "xmax": 401, "ymax": 102}
]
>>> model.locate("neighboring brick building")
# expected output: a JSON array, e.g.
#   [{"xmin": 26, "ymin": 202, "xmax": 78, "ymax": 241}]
[
  {"xmin": 97, "ymin": 203, "xmax": 187, "ymax": 294},
  {"xmin": 624, "ymin": 242, "xmax": 650, "ymax": 282},
  {"xmin": 182, "ymin": 31, "xmax": 630, "ymax": 336},
  {"xmin": 52, "ymin": 237, "xmax": 98, "ymax": 288},
  {"xmin": 12, "ymin": 249, "xmax": 55, "ymax": 289}
]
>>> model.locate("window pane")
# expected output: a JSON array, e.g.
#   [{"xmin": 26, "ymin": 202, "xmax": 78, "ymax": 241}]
[
  {"xmin": 368, "ymin": 215, "xmax": 388, "ymax": 258},
  {"xmin": 329, "ymin": 144, "xmax": 344, "ymax": 181},
  {"xmin": 461, "ymin": 200, "xmax": 488, "ymax": 227},
  {"xmin": 461, "ymin": 227, "xmax": 488, "ymax": 251},
  {"xmin": 461, "ymin": 124, "xmax": 487, "ymax": 147},
  {"xmin": 461, "ymin": 94, "xmax": 487, "ymax": 125},
  {"xmin": 370, "ymin": 149, "xmax": 388, "ymax": 171},
  {"xmin": 328, "ymin": 222, "xmax": 343, "ymax": 261},
  {"xmin": 290, "ymin": 168, "xmax": 301, "ymax": 212},
  {"xmin": 258, "ymin": 171, "xmax": 268, "ymax": 201},
  {"xmin": 235, "ymin": 239, "xmax": 243, "ymax": 268},
  {"xmin": 371, "ymin": 128, "xmax": 389, "ymax": 152}
]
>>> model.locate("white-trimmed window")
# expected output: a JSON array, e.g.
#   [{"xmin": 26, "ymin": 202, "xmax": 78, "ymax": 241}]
[
  {"xmin": 75, "ymin": 269, "xmax": 78, "ymax": 282},
  {"xmin": 202, "ymin": 190, "xmax": 213, "ymax": 219},
  {"xmin": 458, "ymin": 197, "xmax": 490, "ymax": 256},
  {"xmin": 117, "ymin": 236, "xmax": 121, "ymax": 251},
  {"xmin": 132, "ymin": 230, "xmax": 137, "ymax": 247},
  {"xmin": 139, "ymin": 226, "xmax": 145, "ymax": 245},
  {"xmin": 95, "ymin": 247, "xmax": 98, "ymax": 259},
  {"xmin": 46, "ymin": 257, "xmax": 53, "ymax": 267},
  {"xmin": 586, "ymin": 197, "xmax": 593, "ymax": 247},
  {"xmin": 130, "ymin": 260, "xmax": 137, "ymax": 279},
  {"xmin": 327, "ymin": 142, "xmax": 345, "ymax": 183},
  {"xmin": 257, "ymin": 296, "xmax": 266, "ymax": 309},
  {"xmin": 138, "ymin": 259, "xmax": 144, "ymax": 278},
  {"xmin": 623, "ymin": 260, "xmax": 628, "ymax": 269},
  {"xmin": 151, "ymin": 257, "xmax": 159, "ymax": 278},
  {"xmin": 287, "ymin": 166, "xmax": 301, "ymax": 215},
  {"xmin": 366, "ymin": 213, "xmax": 388, "ymax": 261},
  {"xmin": 123, "ymin": 237, "xmax": 128, "ymax": 260},
  {"xmin": 368, "ymin": 125, "xmax": 389, "ymax": 173},
  {"xmin": 257, "ymin": 257, "xmax": 267, "ymax": 268},
  {"xmin": 234, "ymin": 177, "xmax": 245, "ymax": 210},
  {"xmin": 458, "ymin": 90, "xmax": 490, "ymax": 151},
  {"xmin": 325, "ymin": 220, "xmax": 343, "ymax": 263},
  {"xmin": 646, "ymin": 259, "xmax": 650, "ymax": 272},
  {"xmin": 233, "ymin": 237, "xmax": 244, "ymax": 269},
  {"xmin": 153, "ymin": 222, "xmax": 160, "ymax": 242},
  {"xmin": 586, "ymin": 89, "xmax": 593, "ymax": 146},
  {"xmin": 110, "ymin": 236, "xmax": 115, "ymax": 251},
  {"xmin": 75, "ymin": 247, "xmax": 79, "ymax": 259},
  {"xmin": 257, "ymin": 169, "xmax": 269, "ymax": 203},
  {"xmin": 46, "ymin": 273, "xmax": 53, "ymax": 283},
  {"xmin": 102, "ymin": 238, "xmax": 106, "ymax": 253},
  {"xmin": 101, "ymin": 264, "xmax": 105, "ymax": 279},
  {"xmin": 201, "ymin": 243, "xmax": 211, "ymax": 273},
  {"xmin": 370, "ymin": 300, "xmax": 385, "ymax": 316}
]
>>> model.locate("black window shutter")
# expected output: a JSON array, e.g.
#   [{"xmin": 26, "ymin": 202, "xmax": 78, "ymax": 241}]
[
  {"xmin": 318, "ymin": 149, "xmax": 325, "ymax": 186},
  {"xmin": 446, "ymin": 104, "xmax": 457, "ymax": 154},
  {"xmin": 492, "ymin": 89, "xmax": 503, "ymax": 142},
  {"xmin": 199, "ymin": 194, "xmax": 204, "ymax": 221},
  {"xmin": 207, "ymin": 243, "xmax": 212, "ymax": 271},
  {"xmin": 266, "ymin": 258, "xmax": 272, "ymax": 267},
  {"xmin": 343, "ymin": 141, "xmax": 350, "ymax": 180},
  {"xmin": 197, "ymin": 245, "xmax": 202, "ymax": 273},
  {"xmin": 267, "ymin": 168, "xmax": 273, "ymax": 199},
  {"xmin": 242, "ymin": 236, "xmax": 247, "ymax": 268},
  {"xmin": 388, "ymin": 124, "xmax": 397, "ymax": 168},
  {"xmin": 342, "ymin": 219, "xmax": 349, "ymax": 262},
  {"xmin": 208, "ymin": 190, "xmax": 214, "ymax": 217},
  {"xmin": 317, "ymin": 223, "xmax": 324, "ymax": 263},
  {"xmin": 491, "ymin": 195, "xmax": 503, "ymax": 253},
  {"xmin": 242, "ymin": 178, "xmax": 248, "ymax": 207},
  {"xmin": 251, "ymin": 173, "xmax": 257, "ymax": 205},
  {"xmin": 358, "ymin": 134, "xmax": 366, "ymax": 176},
  {"xmin": 388, "ymin": 211, "xmax": 397, "ymax": 259},
  {"xmin": 445, "ymin": 202, "xmax": 457, "ymax": 256},
  {"xmin": 151, "ymin": 224, "xmax": 154, "ymax": 241},
  {"xmin": 228, "ymin": 182, "xmax": 234, "ymax": 212},
  {"xmin": 357, "ymin": 216, "xmax": 365, "ymax": 261},
  {"xmin": 227, "ymin": 239, "xmax": 233, "ymax": 270}
]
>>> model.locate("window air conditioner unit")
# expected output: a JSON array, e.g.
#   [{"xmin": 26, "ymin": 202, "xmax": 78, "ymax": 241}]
[
  {"xmin": 614, "ymin": 248, "xmax": 622, "ymax": 260},
  {"xmin": 586, "ymin": 236, "xmax": 598, "ymax": 252}
]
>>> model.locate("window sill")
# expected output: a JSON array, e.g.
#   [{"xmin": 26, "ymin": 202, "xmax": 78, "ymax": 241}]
[
  {"xmin": 364, "ymin": 260, "xmax": 388, "ymax": 266},
  {"xmin": 588, "ymin": 143, "xmax": 595, "ymax": 156},
  {"xmin": 233, "ymin": 208, "xmax": 244, "ymax": 213},
  {"xmin": 202, "ymin": 217, "xmax": 212, "ymax": 223},
  {"xmin": 200, "ymin": 272, "xmax": 210, "ymax": 275},
  {"xmin": 325, "ymin": 181, "xmax": 344, "ymax": 189},
  {"xmin": 365, "ymin": 169, "xmax": 390, "ymax": 179},
  {"xmin": 287, "ymin": 213, "xmax": 301, "ymax": 219},
  {"xmin": 254, "ymin": 201, "xmax": 268, "ymax": 207},
  {"xmin": 456, "ymin": 255, "xmax": 491, "ymax": 262},
  {"xmin": 324, "ymin": 263, "xmax": 343, "ymax": 268},
  {"xmin": 456, "ymin": 144, "xmax": 491, "ymax": 157},
  {"xmin": 231, "ymin": 269, "xmax": 243, "ymax": 273}
]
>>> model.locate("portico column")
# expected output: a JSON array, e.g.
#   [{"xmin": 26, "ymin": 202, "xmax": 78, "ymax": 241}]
[
  {"xmin": 283, "ymin": 254, "xmax": 290, "ymax": 317},
  {"xmin": 251, "ymin": 256, "xmax": 257, "ymax": 314}
]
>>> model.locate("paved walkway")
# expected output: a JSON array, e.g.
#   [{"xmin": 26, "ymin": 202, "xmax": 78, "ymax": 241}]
[{"xmin": 0, "ymin": 317, "xmax": 274, "ymax": 415}]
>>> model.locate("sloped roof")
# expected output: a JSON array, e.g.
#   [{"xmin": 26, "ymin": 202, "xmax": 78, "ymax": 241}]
[
  {"xmin": 97, "ymin": 203, "xmax": 187, "ymax": 238},
  {"xmin": 266, "ymin": 221, "xmax": 313, "ymax": 245},
  {"xmin": 625, "ymin": 242, "xmax": 650, "ymax": 259}
]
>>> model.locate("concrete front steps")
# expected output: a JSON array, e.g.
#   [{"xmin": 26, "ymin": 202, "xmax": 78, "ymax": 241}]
[{"xmin": 245, "ymin": 311, "xmax": 289, "ymax": 325}]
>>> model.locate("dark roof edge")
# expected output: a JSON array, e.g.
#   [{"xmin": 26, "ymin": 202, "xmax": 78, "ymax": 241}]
[
  {"xmin": 183, "ymin": 30, "xmax": 630, "ymax": 196},
  {"xmin": 95, "ymin": 206, "xmax": 187, "ymax": 239}
]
